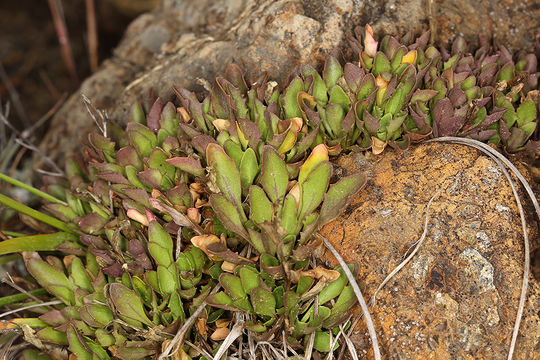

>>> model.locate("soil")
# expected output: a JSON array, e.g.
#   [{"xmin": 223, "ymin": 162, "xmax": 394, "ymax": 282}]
[{"xmin": 0, "ymin": 0, "xmax": 153, "ymax": 134}]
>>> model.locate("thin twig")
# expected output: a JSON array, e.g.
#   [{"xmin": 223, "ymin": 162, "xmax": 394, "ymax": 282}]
[
  {"xmin": 2, "ymin": 276, "xmax": 53, "ymax": 310},
  {"xmin": 85, "ymin": 0, "xmax": 99, "ymax": 73},
  {"xmin": 0, "ymin": 107, "xmax": 64, "ymax": 177},
  {"xmin": 370, "ymin": 186, "xmax": 444, "ymax": 308},
  {"xmin": 47, "ymin": 0, "xmax": 79, "ymax": 87},
  {"xmin": 426, "ymin": 137, "xmax": 535, "ymax": 360},
  {"xmin": 0, "ymin": 61, "xmax": 30, "ymax": 128},
  {"xmin": 317, "ymin": 232, "xmax": 381, "ymax": 360}
]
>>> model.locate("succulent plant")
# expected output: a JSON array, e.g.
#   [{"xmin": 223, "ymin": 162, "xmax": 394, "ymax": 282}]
[{"xmin": 0, "ymin": 24, "xmax": 538, "ymax": 359}]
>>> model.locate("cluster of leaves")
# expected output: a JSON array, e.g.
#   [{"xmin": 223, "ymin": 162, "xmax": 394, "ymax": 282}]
[{"xmin": 0, "ymin": 25, "xmax": 539, "ymax": 360}]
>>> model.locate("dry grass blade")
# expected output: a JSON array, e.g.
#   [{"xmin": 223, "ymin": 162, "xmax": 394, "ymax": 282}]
[
  {"xmin": 338, "ymin": 323, "xmax": 358, "ymax": 360},
  {"xmin": 0, "ymin": 300, "xmax": 62, "ymax": 319},
  {"xmin": 85, "ymin": 0, "xmax": 99, "ymax": 73},
  {"xmin": 81, "ymin": 94, "xmax": 107, "ymax": 137},
  {"xmin": 213, "ymin": 319, "xmax": 244, "ymax": 360},
  {"xmin": 304, "ymin": 331, "xmax": 315, "ymax": 360},
  {"xmin": 184, "ymin": 340, "xmax": 213, "ymax": 360},
  {"xmin": 370, "ymin": 186, "xmax": 444, "ymax": 307},
  {"xmin": 47, "ymin": 0, "xmax": 79, "ymax": 87},
  {"xmin": 316, "ymin": 232, "xmax": 381, "ymax": 360},
  {"xmin": 426, "ymin": 137, "xmax": 533, "ymax": 360},
  {"xmin": 0, "ymin": 332, "xmax": 18, "ymax": 360},
  {"xmin": 159, "ymin": 285, "xmax": 221, "ymax": 359}
]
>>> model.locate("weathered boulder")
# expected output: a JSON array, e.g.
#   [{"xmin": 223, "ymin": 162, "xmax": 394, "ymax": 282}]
[
  {"xmin": 320, "ymin": 142, "xmax": 540, "ymax": 359},
  {"xmin": 38, "ymin": 0, "xmax": 540, "ymax": 165}
]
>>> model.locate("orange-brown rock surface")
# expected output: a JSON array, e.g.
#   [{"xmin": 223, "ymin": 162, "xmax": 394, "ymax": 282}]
[{"xmin": 320, "ymin": 142, "xmax": 539, "ymax": 359}]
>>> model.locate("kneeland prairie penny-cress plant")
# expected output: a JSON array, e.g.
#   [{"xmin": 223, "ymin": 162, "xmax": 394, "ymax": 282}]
[{"xmin": 0, "ymin": 25, "xmax": 539, "ymax": 359}]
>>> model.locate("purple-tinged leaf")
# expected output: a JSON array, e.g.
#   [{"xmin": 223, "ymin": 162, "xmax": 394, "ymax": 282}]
[
  {"xmin": 448, "ymin": 87, "xmax": 467, "ymax": 107},
  {"xmin": 469, "ymin": 130, "xmax": 497, "ymax": 141},
  {"xmin": 225, "ymin": 64, "xmax": 248, "ymax": 94},
  {"xmin": 146, "ymin": 98, "xmax": 163, "ymax": 131},
  {"xmin": 410, "ymin": 89, "xmax": 438, "ymax": 104},
  {"xmin": 363, "ymin": 110, "xmax": 379, "ymax": 135},
  {"xmin": 77, "ymin": 213, "xmax": 108, "ymax": 234},
  {"xmin": 210, "ymin": 194, "xmax": 248, "ymax": 240},
  {"xmin": 148, "ymin": 198, "xmax": 193, "ymax": 228},
  {"xmin": 116, "ymin": 146, "xmax": 143, "ymax": 170},
  {"xmin": 433, "ymin": 98, "xmax": 455, "ymax": 137},
  {"xmin": 192, "ymin": 134, "xmax": 218, "ymax": 155},
  {"xmin": 166, "ymin": 157, "xmax": 205, "ymax": 177},
  {"xmin": 343, "ymin": 63, "xmax": 364, "ymax": 93},
  {"xmin": 238, "ymin": 117, "xmax": 262, "ymax": 147}
]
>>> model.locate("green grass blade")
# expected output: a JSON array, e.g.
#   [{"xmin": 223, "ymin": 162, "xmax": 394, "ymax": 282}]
[
  {"xmin": 0, "ymin": 173, "xmax": 67, "ymax": 205},
  {"xmin": 0, "ymin": 193, "xmax": 76, "ymax": 233},
  {"xmin": 0, "ymin": 289, "xmax": 47, "ymax": 307},
  {"xmin": 0, "ymin": 230, "xmax": 27, "ymax": 237},
  {"xmin": 0, "ymin": 254, "xmax": 20, "ymax": 265},
  {"xmin": 0, "ymin": 232, "xmax": 78, "ymax": 255}
]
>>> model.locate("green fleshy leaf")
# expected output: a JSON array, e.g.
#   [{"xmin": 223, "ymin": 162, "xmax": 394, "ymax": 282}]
[
  {"xmin": 108, "ymin": 283, "xmax": 153, "ymax": 328},
  {"xmin": 280, "ymin": 193, "xmax": 298, "ymax": 235},
  {"xmin": 249, "ymin": 185, "xmax": 273, "ymax": 225},
  {"xmin": 516, "ymin": 100, "xmax": 536, "ymax": 127},
  {"xmin": 328, "ymin": 85, "xmax": 350, "ymax": 112},
  {"xmin": 220, "ymin": 273, "xmax": 246, "ymax": 300},
  {"xmin": 298, "ymin": 162, "xmax": 332, "ymax": 222},
  {"xmin": 36, "ymin": 327, "xmax": 68, "ymax": 345},
  {"xmin": 240, "ymin": 148, "xmax": 259, "ymax": 188},
  {"xmin": 69, "ymin": 257, "xmax": 93, "ymax": 293},
  {"xmin": 250, "ymin": 286, "xmax": 276, "ymax": 317},
  {"xmin": 312, "ymin": 330, "xmax": 339, "ymax": 352},
  {"xmin": 24, "ymin": 254, "xmax": 74, "ymax": 305},
  {"xmin": 260, "ymin": 146, "xmax": 288, "ymax": 203},
  {"xmin": 239, "ymin": 266, "xmax": 260, "ymax": 294},
  {"xmin": 168, "ymin": 292, "xmax": 185, "ymax": 321},
  {"xmin": 210, "ymin": 194, "xmax": 249, "ymax": 240},
  {"xmin": 66, "ymin": 326, "xmax": 92, "ymax": 360},
  {"xmin": 318, "ymin": 266, "xmax": 349, "ymax": 305},
  {"xmin": 323, "ymin": 56, "xmax": 343, "ymax": 89},
  {"xmin": 283, "ymin": 77, "xmax": 304, "ymax": 119},
  {"xmin": 373, "ymin": 52, "xmax": 391, "ymax": 76},
  {"xmin": 148, "ymin": 221, "xmax": 174, "ymax": 267},
  {"xmin": 206, "ymin": 143, "xmax": 244, "ymax": 214},
  {"xmin": 319, "ymin": 173, "xmax": 367, "ymax": 225}
]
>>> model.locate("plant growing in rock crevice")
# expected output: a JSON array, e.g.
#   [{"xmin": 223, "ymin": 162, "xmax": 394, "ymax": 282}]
[{"xmin": 0, "ymin": 24, "xmax": 538, "ymax": 359}]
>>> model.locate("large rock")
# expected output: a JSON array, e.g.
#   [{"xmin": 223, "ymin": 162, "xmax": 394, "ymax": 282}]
[
  {"xmin": 319, "ymin": 142, "xmax": 539, "ymax": 359},
  {"xmin": 38, "ymin": 0, "xmax": 540, "ymax": 165}
]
